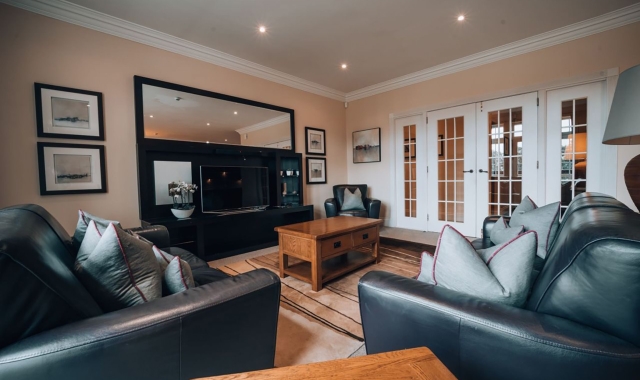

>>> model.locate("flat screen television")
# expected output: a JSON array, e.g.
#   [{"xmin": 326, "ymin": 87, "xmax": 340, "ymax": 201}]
[{"xmin": 200, "ymin": 166, "xmax": 270, "ymax": 213}]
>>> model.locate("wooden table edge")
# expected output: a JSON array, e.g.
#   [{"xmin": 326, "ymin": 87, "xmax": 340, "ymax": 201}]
[{"xmin": 274, "ymin": 218, "xmax": 383, "ymax": 240}]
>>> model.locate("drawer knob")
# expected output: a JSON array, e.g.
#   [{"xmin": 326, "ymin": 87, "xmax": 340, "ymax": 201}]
[
  {"xmin": 362, "ymin": 233, "xmax": 369, "ymax": 239},
  {"xmin": 333, "ymin": 241, "xmax": 342, "ymax": 249}
]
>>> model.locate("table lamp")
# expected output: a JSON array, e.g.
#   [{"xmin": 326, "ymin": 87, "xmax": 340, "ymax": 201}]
[{"xmin": 603, "ymin": 64, "xmax": 640, "ymax": 209}]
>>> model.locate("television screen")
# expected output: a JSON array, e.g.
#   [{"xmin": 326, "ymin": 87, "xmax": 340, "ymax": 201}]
[{"xmin": 200, "ymin": 166, "xmax": 270, "ymax": 213}]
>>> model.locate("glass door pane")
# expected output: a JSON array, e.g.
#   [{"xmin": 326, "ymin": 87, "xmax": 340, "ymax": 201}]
[{"xmin": 403, "ymin": 124, "xmax": 417, "ymax": 218}]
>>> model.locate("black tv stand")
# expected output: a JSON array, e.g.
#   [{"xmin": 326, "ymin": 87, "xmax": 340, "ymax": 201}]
[{"xmin": 142, "ymin": 205, "xmax": 313, "ymax": 261}]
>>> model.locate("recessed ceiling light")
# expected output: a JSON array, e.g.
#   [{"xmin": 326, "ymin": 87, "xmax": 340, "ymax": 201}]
[
  {"xmin": 341, "ymin": 63, "xmax": 348, "ymax": 69},
  {"xmin": 225, "ymin": 139, "xmax": 228, "ymax": 142},
  {"xmin": 150, "ymin": 115, "xmax": 153, "ymax": 118},
  {"xmin": 234, "ymin": 111, "xmax": 238, "ymax": 115},
  {"xmin": 207, "ymin": 123, "xmax": 210, "ymax": 126},
  {"xmin": 457, "ymin": 15, "xmax": 465, "ymax": 21},
  {"xmin": 258, "ymin": 25, "xmax": 266, "ymax": 33}
]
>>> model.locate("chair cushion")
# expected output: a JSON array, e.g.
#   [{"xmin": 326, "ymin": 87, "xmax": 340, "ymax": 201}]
[
  {"xmin": 163, "ymin": 256, "xmax": 196, "ymax": 295},
  {"xmin": 72, "ymin": 210, "xmax": 121, "ymax": 252},
  {"xmin": 152, "ymin": 245, "xmax": 174, "ymax": 272},
  {"xmin": 75, "ymin": 220, "xmax": 103, "ymax": 266},
  {"xmin": 417, "ymin": 225, "xmax": 538, "ymax": 307},
  {"xmin": 341, "ymin": 188, "xmax": 366, "ymax": 211},
  {"xmin": 490, "ymin": 216, "xmax": 524, "ymax": 245},
  {"xmin": 338, "ymin": 209, "xmax": 368, "ymax": 217},
  {"xmin": 191, "ymin": 266, "xmax": 231, "ymax": 286},
  {"xmin": 75, "ymin": 223, "xmax": 162, "ymax": 312},
  {"xmin": 510, "ymin": 200, "xmax": 561, "ymax": 259}
]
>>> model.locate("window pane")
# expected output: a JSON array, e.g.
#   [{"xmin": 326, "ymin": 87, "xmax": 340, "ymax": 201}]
[
  {"xmin": 455, "ymin": 203, "xmax": 464, "ymax": 223},
  {"xmin": 575, "ymin": 98, "xmax": 587, "ymax": 125}
]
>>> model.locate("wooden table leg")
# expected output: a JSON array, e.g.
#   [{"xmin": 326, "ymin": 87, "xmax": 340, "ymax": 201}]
[
  {"xmin": 311, "ymin": 240, "xmax": 322, "ymax": 291},
  {"xmin": 279, "ymin": 234, "xmax": 288, "ymax": 278}
]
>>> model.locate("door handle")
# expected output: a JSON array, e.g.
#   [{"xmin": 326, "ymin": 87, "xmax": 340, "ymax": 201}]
[
  {"xmin": 463, "ymin": 169, "xmax": 474, "ymax": 173},
  {"xmin": 478, "ymin": 169, "xmax": 488, "ymax": 173}
]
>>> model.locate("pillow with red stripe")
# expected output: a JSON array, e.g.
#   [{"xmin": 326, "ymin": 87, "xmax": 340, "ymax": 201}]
[
  {"xmin": 75, "ymin": 223, "xmax": 162, "ymax": 311},
  {"xmin": 163, "ymin": 256, "xmax": 195, "ymax": 295},
  {"xmin": 72, "ymin": 210, "xmax": 121, "ymax": 252},
  {"xmin": 417, "ymin": 224, "xmax": 537, "ymax": 307}
]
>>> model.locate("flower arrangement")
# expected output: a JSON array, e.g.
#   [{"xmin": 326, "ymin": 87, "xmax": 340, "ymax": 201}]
[{"xmin": 169, "ymin": 181, "xmax": 198, "ymax": 210}]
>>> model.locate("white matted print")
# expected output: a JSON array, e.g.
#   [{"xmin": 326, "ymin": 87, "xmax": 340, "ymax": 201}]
[
  {"xmin": 305, "ymin": 127, "xmax": 326, "ymax": 155},
  {"xmin": 306, "ymin": 157, "xmax": 327, "ymax": 184},
  {"xmin": 35, "ymin": 83, "xmax": 104, "ymax": 140},
  {"xmin": 37, "ymin": 142, "xmax": 106, "ymax": 195},
  {"xmin": 153, "ymin": 161, "xmax": 192, "ymax": 205}
]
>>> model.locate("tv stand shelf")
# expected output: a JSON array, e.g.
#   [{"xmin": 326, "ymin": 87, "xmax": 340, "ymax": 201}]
[{"xmin": 142, "ymin": 205, "xmax": 313, "ymax": 261}]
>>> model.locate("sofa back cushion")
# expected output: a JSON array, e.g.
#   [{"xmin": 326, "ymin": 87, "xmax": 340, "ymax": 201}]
[
  {"xmin": 527, "ymin": 194, "xmax": 640, "ymax": 346},
  {"xmin": 0, "ymin": 208, "xmax": 103, "ymax": 349}
]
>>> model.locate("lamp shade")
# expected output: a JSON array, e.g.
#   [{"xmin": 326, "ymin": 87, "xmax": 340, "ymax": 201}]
[{"xmin": 603, "ymin": 64, "xmax": 640, "ymax": 145}]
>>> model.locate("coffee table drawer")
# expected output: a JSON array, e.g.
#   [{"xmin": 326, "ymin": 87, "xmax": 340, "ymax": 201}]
[
  {"xmin": 352, "ymin": 227, "xmax": 378, "ymax": 246},
  {"xmin": 321, "ymin": 233, "xmax": 353, "ymax": 258}
]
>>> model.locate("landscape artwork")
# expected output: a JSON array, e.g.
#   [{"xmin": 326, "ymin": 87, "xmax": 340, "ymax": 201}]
[
  {"xmin": 353, "ymin": 127, "xmax": 381, "ymax": 163},
  {"xmin": 305, "ymin": 127, "xmax": 326, "ymax": 155},
  {"xmin": 53, "ymin": 154, "xmax": 92, "ymax": 184},
  {"xmin": 51, "ymin": 97, "xmax": 90, "ymax": 129},
  {"xmin": 306, "ymin": 157, "xmax": 327, "ymax": 184}
]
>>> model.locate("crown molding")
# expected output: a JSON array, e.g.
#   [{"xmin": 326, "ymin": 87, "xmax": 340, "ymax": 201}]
[
  {"xmin": 1, "ymin": 0, "xmax": 347, "ymax": 102},
  {"xmin": 345, "ymin": 3, "xmax": 640, "ymax": 102},
  {"xmin": 236, "ymin": 114, "xmax": 290, "ymax": 134}
]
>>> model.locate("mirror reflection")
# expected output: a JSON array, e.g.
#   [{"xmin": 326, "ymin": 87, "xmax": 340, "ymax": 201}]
[{"xmin": 142, "ymin": 84, "xmax": 292, "ymax": 149}]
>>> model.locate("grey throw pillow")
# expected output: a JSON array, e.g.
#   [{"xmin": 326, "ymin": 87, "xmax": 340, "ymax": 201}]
[
  {"xmin": 72, "ymin": 210, "xmax": 121, "ymax": 252},
  {"xmin": 341, "ymin": 188, "xmax": 366, "ymax": 211},
  {"xmin": 490, "ymin": 217, "xmax": 525, "ymax": 245},
  {"xmin": 510, "ymin": 200, "xmax": 561, "ymax": 259},
  {"xmin": 163, "ymin": 256, "xmax": 195, "ymax": 295},
  {"xmin": 152, "ymin": 245, "xmax": 175, "ymax": 272},
  {"xmin": 75, "ymin": 223, "xmax": 162, "ymax": 312},
  {"xmin": 75, "ymin": 220, "xmax": 103, "ymax": 266},
  {"xmin": 417, "ymin": 225, "xmax": 538, "ymax": 307}
]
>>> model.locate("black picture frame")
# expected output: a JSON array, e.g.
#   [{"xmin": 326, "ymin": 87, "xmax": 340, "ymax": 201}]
[
  {"xmin": 305, "ymin": 126, "xmax": 326, "ymax": 155},
  {"xmin": 352, "ymin": 127, "xmax": 381, "ymax": 163},
  {"xmin": 37, "ymin": 142, "xmax": 107, "ymax": 195},
  {"xmin": 35, "ymin": 83, "xmax": 104, "ymax": 140},
  {"xmin": 306, "ymin": 157, "xmax": 327, "ymax": 184}
]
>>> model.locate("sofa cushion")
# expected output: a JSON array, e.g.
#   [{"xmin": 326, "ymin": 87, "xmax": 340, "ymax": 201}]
[
  {"xmin": 152, "ymin": 245, "xmax": 174, "ymax": 272},
  {"xmin": 164, "ymin": 246, "xmax": 209, "ymax": 271},
  {"xmin": 338, "ymin": 210, "xmax": 368, "ymax": 218},
  {"xmin": 72, "ymin": 210, "xmax": 121, "ymax": 252},
  {"xmin": 490, "ymin": 217, "xmax": 524, "ymax": 245},
  {"xmin": 163, "ymin": 256, "xmax": 195, "ymax": 295},
  {"xmin": 341, "ymin": 188, "xmax": 366, "ymax": 211},
  {"xmin": 417, "ymin": 225, "xmax": 538, "ymax": 307},
  {"xmin": 191, "ymin": 266, "xmax": 230, "ymax": 286},
  {"xmin": 75, "ymin": 223, "xmax": 162, "ymax": 312},
  {"xmin": 510, "ymin": 201, "xmax": 561, "ymax": 259},
  {"xmin": 75, "ymin": 220, "xmax": 103, "ymax": 266}
]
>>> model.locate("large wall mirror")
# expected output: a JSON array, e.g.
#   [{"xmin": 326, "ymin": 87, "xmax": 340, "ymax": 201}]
[{"xmin": 134, "ymin": 76, "xmax": 295, "ymax": 150}]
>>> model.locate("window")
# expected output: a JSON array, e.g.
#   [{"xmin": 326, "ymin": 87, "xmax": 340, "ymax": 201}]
[{"xmin": 560, "ymin": 98, "xmax": 587, "ymax": 214}]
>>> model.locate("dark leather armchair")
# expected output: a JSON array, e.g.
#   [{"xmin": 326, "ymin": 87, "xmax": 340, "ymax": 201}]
[
  {"xmin": 325, "ymin": 184, "xmax": 381, "ymax": 219},
  {"xmin": 0, "ymin": 204, "xmax": 281, "ymax": 380},
  {"xmin": 358, "ymin": 193, "xmax": 640, "ymax": 380}
]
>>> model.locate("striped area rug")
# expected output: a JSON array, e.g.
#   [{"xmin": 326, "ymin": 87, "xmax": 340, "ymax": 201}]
[{"xmin": 212, "ymin": 238, "xmax": 434, "ymax": 367}]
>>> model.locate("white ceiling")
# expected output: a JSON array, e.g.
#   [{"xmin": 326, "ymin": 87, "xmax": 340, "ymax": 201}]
[{"xmin": 43, "ymin": 0, "xmax": 640, "ymax": 93}]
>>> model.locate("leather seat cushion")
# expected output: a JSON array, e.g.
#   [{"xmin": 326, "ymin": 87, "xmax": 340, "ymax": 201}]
[
  {"xmin": 191, "ymin": 266, "xmax": 230, "ymax": 286},
  {"xmin": 165, "ymin": 247, "xmax": 209, "ymax": 271},
  {"xmin": 338, "ymin": 210, "xmax": 368, "ymax": 217}
]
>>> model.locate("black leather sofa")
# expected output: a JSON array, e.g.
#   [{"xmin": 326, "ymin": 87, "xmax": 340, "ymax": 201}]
[
  {"xmin": 325, "ymin": 184, "xmax": 381, "ymax": 218},
  {"xmin": 358, "ymin": 193, "xmax": 640, "ymax": 380},
  {"xmin": 0, "ymin": 204, "xmax": 281, "ymax": 380}
]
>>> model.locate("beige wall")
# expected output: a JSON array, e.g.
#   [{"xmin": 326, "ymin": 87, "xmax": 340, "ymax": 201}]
[
  {"xmin": 0, "ymin": 4, "xmax": 346, "ymax": 232},
  {"xmin": 346, "ymin": 22, "xmax": 640, "ymax": 224}
]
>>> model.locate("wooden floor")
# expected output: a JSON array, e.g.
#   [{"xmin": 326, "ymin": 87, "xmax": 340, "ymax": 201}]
[{"xmin": 195, "ymin": 347, "xmax": 456, "ymax": 380}]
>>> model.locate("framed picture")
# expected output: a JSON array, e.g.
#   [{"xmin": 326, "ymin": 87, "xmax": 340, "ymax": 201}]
[
  {"xmin": 306, "ymin": 157, "xmax": 327, "ymax": 184},
  {"xmin": 37, "ymin": 142, "xmax": 106, "ymax": 195},
  {"xmin": 353, "ymin": 127, "xmax": 381, "ymax": 163},
  {"xmin": 35, "ymin": 83, "xmax": 104, "ymax": 140},
  {"xmin": 305, "ymin": 127, "xmax": 326, "ymax": 155}
]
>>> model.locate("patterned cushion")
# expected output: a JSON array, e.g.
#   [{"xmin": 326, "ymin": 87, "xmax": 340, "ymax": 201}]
[
  {"xmin": 163, "ymin": 256, "xmax": 195, "ymax": 295},
  {"xmin": 490, "ymin": 216, "xmax": 524, "ymax": 245},
  {"xmin": 72, "ymin": 210, "xmax": 121, "ymax": 252},
  {"xmin": 341, "ymin": 188, "xmax": 365, "ymax": 211},
  {"xmin": 75, "ymin": 223, "xmax": 162, "ymax": 312},
  {"xmin": 510, "ymin": 200, "xmax": 561, "ymax": 259},
  {"xmin": 417, "ymin": 225, "xmax": 538, "ymax": 307}
]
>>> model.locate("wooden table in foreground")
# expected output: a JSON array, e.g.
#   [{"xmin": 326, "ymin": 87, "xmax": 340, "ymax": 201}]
[
  {"xmin": 194, "ymin": 347, "xmax": 456, "ymax": 380},
  {"xmin": 274, "ymin": 216, "xmax": 383, "ymax": 291}
]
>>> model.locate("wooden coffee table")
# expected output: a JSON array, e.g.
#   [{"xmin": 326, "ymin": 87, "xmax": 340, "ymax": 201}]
[
  {"xmin": 194, "ymin": 347, "xmax": 456, "ymax": 379},
  {"xmin": 274, "ymin": 216, "xmax": 383, "ymax": 291}
]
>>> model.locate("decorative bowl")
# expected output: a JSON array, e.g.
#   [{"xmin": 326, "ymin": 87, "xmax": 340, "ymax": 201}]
[{"xmin": 171, "ymin": 207, "xmax": 194, "ymax": 219}]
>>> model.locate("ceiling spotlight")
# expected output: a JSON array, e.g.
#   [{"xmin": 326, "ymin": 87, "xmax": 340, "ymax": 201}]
[
  {"xmin": 225, "ymin": 139, "xmax": 228, "ymax": 142},
  {"xmin": 150, "ymin": 115, "xmax": 153, "ymax": 118},
  {"xmin": 207, "ymin": 123, "xmax": 210, "ymax": 126},
  {"xmin": 457, "ymin": 15, "xmax": 465, "ymax": 21},
  {"xmin": 258, "ymin": 25, "xmax": 266, "ymax": 33},
  {"xmin": 341, "ymin": 63, "xmax": 348, "ymax": 69},
  {"xmin": 234, "ymin": 111, "xmax": 238, "ymax": 115}
]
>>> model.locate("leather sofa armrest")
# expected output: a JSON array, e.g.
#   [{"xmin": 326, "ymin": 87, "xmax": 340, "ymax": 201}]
[
  {"xmin": 364, "ymin": 198, "xmax": 381, "ymax": 219},
  {"xmin": 359, "ymin": 271, "xmax": 640, "ymax": 380},
  {"xmin": 128, "ymin": 225, "xmax": 171, "ymax": 249},
  {"xmin": 325, "ymin": 198, "xmax": 339, "ymax": 217},
  {"xmin": 0, "ymin": 269, "xmax": 281, "ymax": 380}
]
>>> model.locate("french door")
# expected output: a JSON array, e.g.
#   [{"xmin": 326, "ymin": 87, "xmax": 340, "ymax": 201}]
[
  {"xmin": 426, "ymin": 104, "xmax": 476, "ymax": 236},
  {"xmin": 476, "ymin": 92, "xmax": 538, "ymax": 234},
  {"xmin": 394, "ymin": 115, "xmax": 427, "ymax": 230}
]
